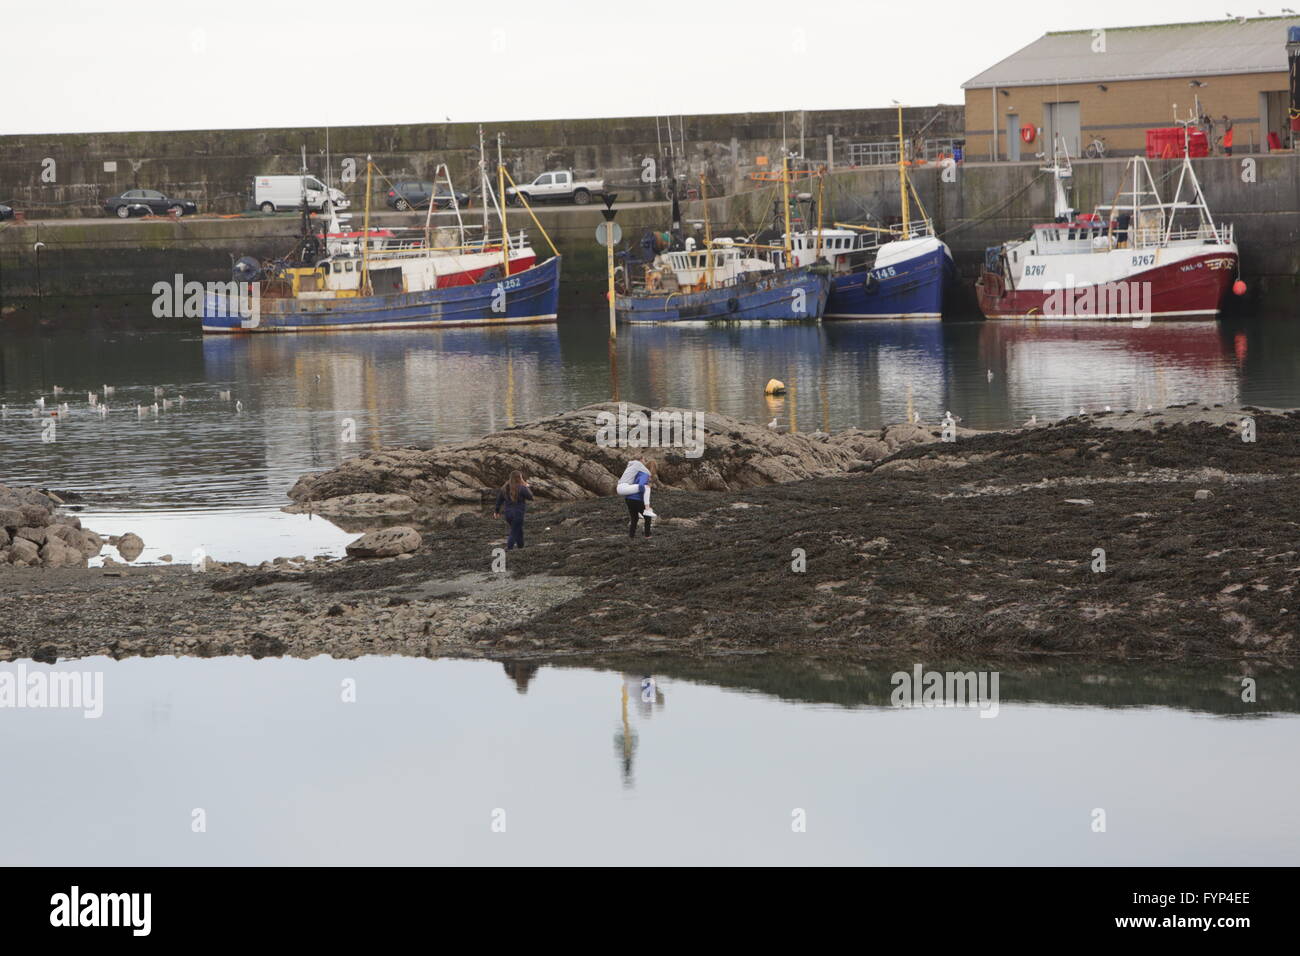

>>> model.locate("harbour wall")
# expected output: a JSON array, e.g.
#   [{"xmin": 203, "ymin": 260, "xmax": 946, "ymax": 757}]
[
  {"xmin": 1, "ymin": 154, "xmax": 1296, "ymax": 317},
  {"xmin": 0, "ymin": 107, "xmax": 963, "ymax": 220}
]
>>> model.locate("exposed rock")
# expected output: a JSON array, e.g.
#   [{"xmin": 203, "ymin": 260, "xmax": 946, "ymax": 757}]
[
  {"xmin": 78, "ymin": 531, "xmax": 104, "ymax": 559},
  {"xmin": 345, "ymin": 526, "xmax": 423, "ymax": 559},
  {"xmin": 45, "ymin": 524, "xmax": 81, "ymax": 548},
  {"xmin": 1194, "ymin": 489, "xmax": 1213, "ymax": 500},
  {"xmin": 15, "ymin": 526, "xmax": 47, "ymax": 545},
  {"xmin": 39, "ymin": 539, "xmax": 85, "ymax": 568},
  {"xmin": 117, "ymin": 533, "xmax": 145, "ymax": 562},
  {"xmin": 159, "ymin": 554, "xmax": 173, "ymax": 562},
  {"xmin": 0, "ymin": 508, "xmax": 23, "ymax": 531},
  {"xmin": 287, "ymin": 404, "xmax": 956, "ymax": 518},
  {"xmin": 19, "ymin": 504, "xmax": 50, "ymax": 528}
]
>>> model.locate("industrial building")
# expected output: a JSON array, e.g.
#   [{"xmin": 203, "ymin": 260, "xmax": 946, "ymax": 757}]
[{"xmin": 962, "ymin": 16, "xmax": 1300, "ymax": 161}]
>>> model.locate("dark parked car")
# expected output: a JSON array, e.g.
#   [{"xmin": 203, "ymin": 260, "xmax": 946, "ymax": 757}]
[
  {"xmin": 103, "ymin": 189, "xmax": 197, "ymax": 219},
  {"xmin": 0, "ymin": 203, "xmax": 13, "ymax": 221},
  {"xmin": 385, "ymin": 181, "xmax": 470, "ymax": 211}
]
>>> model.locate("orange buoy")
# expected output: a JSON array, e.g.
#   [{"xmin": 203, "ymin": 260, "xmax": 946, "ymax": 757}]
[
  {"xmin": 1233, "ymin": 280, "xmax": 1247, "ymax": 296},
  {"xmin": 1020, "ymin": 124, "xmax": 1036, "ymax": 144}
]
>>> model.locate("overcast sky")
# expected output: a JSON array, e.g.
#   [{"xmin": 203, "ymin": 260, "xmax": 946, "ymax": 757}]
[{"xmin": 2, "ymin": 0, "xmax": 1291, "ymax": 134}]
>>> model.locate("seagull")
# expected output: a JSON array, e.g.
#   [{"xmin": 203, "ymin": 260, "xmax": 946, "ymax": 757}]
[
  {"xmin": 1024, "ymin": 414, "xmax": 1037, "ymax": 427},
  {"xmin": 154, "ymin": 386, "xmax": 164, "ymax": 397},
  {"xmin": 178, "ymin": 394, "xmax": 186, "ymax": 405},
  {"xmin": 1189, "ymin": 80, "xmax": 1207, "ymax": 88},
  {"xmin": 236, "ymin": 400, "xmax": 244, "ymax": 413},
  {"xmin": 151, "ymin": 403, "xmax": 159, "ymax": 415},
  {"xmin": 137, "ymin": 404, "xmax": 146, "ymax": 416},
  {"xmin": 767, "ymin": 417, "xmax": 779, "ymax": 430},
  {"xmin": 1079, "ymin": 406, "xmax": 1086, "ymax": 415},
  {"xmin": 1104, "ymin": 405, "xmax": 1112, "ymax": 412},
  {"xmin": 36, "ymin": 397, "xmax": 45, "ymax": 408},
  {"xmin": 103, "ymin": 385, "xmax": 114, "ymax": 396},
  {"xmin": 987, "ymin": 369, "xmax": 994, "ymax": 382},
  {"xmin": 98, "ymin": 404, "xmax": 109, "ymax": 416},
  {"xmin": 53, "ymin": 386, "xmax": 62, "ymax": 394}
]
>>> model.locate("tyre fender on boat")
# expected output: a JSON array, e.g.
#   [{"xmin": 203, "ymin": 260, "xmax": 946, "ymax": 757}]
[
  {"xmin": 863, "ymin": 271, "xmax": 879, "ymax": 294},
  {"xmin": 727, "ymin": 296, "xmax": 740, "ymax": 314}
]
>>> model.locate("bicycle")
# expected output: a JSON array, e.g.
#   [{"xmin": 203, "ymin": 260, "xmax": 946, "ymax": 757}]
[{"xmin": 1084, "ymin": 136, "xmax": 1107, "ymax": 159}]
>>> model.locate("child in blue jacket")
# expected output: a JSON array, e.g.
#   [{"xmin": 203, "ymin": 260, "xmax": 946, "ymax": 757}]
[{"xmin": 494, "ymin": 471, "xmax": 534, "ymax": 550}]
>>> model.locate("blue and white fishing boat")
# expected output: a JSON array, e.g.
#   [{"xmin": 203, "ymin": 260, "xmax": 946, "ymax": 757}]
[
  {"xmin": 615, "ymin": 157, "xmax": 830, "ymax": 323},
  {"xmin": 204, "ymin": 150, "xmax": 561, "ymax": 333},
  {"xmin": 781, "ymin": 107, "xmax": 953, "ymax": 319}
]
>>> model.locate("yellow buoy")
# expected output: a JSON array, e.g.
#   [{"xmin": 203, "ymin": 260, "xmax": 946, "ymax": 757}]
[{"xmin": 764, "ymin": 378, "xmax": 786, "ymax": 395}]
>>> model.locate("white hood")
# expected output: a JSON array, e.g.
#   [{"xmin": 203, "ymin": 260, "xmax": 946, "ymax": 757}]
[{"xmin": 618, "ymin": 460, "xmax": 649, "ymax": 486}]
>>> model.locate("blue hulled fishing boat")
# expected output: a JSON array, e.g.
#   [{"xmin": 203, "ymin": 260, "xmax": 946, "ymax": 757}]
[
  {"xmin": 614, "ymin": 156, "xmax": 830, "ymax": 323},
  {"xmin": 203, "ymin": 149, "xmax": 561, "ymax": 333},
  {"xmin": 781, "ymin": 106, "xmax": 953, "ymax": 319}
]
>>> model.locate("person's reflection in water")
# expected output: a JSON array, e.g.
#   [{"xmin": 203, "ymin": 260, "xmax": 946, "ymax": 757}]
[
  {"xmin": 613, "ymin": 673, "xmax": 665, "ymax": 789},
  {"xmin": 501, "ymin": 661, "xmax": 540, "ymax": 694}
]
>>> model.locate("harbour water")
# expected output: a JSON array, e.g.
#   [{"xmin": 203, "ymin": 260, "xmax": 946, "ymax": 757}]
[
  {"xmin": 3, "ymin": 306, "xmax": 1297, "ymax": 561},
  {"xmin": 1, "ymin": 655, "xmax": 1296, "ymax": 866}
]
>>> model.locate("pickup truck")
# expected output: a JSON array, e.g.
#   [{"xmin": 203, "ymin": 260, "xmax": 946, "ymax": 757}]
[{"xmin": 506, "ymin": 170, "xmax": 605, "ymax": 206}]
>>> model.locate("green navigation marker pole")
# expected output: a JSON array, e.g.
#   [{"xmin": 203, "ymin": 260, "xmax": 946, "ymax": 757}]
[{"xmin": 600, "ymin": 193, "xmax": 619, "ymax": 339}]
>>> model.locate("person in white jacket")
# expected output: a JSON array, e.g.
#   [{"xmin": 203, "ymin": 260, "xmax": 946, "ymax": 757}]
[{"xmin": 616, "ymin": 459, "xmax": 657, "ymax": 537}]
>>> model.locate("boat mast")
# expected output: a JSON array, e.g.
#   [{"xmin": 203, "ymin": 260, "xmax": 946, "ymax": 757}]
[
  {"xmin": 814, "ymin": 171, "xmax": 825, "ymax": 261},
  {"xmin": 361, "ymin": 155, "xmax": 373, "ymax": 295},
  {"xmin": 479, "ymin": 126, "xmax": 489, "ymax": 242},
  {"xmin": 897, "ymin": 105, "xmax": 911, "ymax": 240},
  {"xmin": 781, "ymin": 154, "xmax": 793, "ymax": 266},
  {"xmin": 497, "ymin": 134, "xmax": 510, "ymax": 278},
  {"xmin": 701, "ymin": 173, "xmax": 714, "ymax": 289}
]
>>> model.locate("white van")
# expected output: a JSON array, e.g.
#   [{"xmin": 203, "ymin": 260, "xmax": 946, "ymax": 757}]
[{"xmin": 254, "ymin": 175, "xmax": 350, "ymax": 213}]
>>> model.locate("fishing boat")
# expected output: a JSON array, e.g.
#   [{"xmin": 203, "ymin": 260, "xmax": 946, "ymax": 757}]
[
  {"xmin": 785, "ymin": 106, "xmax": 954, "ymax": 319},
  {"xmin": 614, "ymin": 157, "xmax": 830, "ymax": 322},
  {"xmin": 976, "ymin": 127, "xmax": 1240, "ymax": 321},
  {"xmin": 203, "ymin": 136, "xmax": 561, "ymax": 333}
]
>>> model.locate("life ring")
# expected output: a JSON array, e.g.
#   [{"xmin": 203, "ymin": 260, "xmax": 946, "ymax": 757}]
[{"xmin": 1020, "ymin": 124, "xmax": 1037, "ymax": 144}]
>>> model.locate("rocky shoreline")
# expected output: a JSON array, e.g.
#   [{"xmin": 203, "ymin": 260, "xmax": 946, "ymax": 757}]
[{"xmin": 2, "ymin": 404, "xmax": 1298, "ymax": 664}]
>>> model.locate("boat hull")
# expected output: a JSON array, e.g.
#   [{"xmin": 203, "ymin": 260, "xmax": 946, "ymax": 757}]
[
  {"xmin": 202, "ymin": 256, "xmax": 561, "ymax": 333},
  {"xmin": 825, "ymin": 239, "xmax": 954, "ymax": 319},
  {"xmin": 977, "ymin": 249, "xmax": 1238, "ymax": 320},
  {"xmin": 616, "ymin": 269, "xmax": 829, "ymax": 322}
]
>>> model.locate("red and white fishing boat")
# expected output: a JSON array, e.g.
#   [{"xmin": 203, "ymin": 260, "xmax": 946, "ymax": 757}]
[{"xmin": 977, "ymin": 131, "xmax": 1240, "ymax": 321}]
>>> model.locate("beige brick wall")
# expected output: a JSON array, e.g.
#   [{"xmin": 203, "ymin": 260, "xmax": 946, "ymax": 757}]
[{"xmin": 964, "ymin": 71, "xmax": 1289, "ymax": 160}]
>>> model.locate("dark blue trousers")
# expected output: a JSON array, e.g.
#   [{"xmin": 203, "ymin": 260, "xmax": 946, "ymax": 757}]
[{"xmin": 505, "ymin": 513, "xmax": 525, "ymax": 549}]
